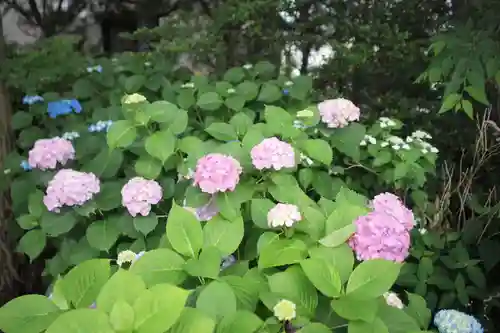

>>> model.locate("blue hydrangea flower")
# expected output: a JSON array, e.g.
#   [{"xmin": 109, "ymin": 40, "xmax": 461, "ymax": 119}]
[
  {"xmin": 22, "ymin": 95, "xmax": 44, "ymax": 105},
  {"xmin": 434, "ymin": 309, "xmax": 483, "ymax": 333},
  {"xmin": 283, "ymin": 89, "xmax": 289, "ymax": 95},
  {"xmin": 220, "ymin": 255, "xmax": 236, "ymax": 271},
  {"xmin": 47, "ymin": 99, "xmax": 82, "ymax": 118},
  {"xmin": 88, "ymin": 120, "xmax": 113, "ymax": 133},
  {"xmin": 20, "ymin": 160, "xmax": 32, "ymax": 171},
  {"xmin": 86, "ymin": 65, "xmax": 103, "ymax": 73}
]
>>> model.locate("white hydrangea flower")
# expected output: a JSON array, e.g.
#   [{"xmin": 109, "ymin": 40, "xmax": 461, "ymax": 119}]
[
  {"xmin": 181, "ymin": 82, "xmax": 195, "ymax": 89},
  {"xmin": 380, "ymin": 142, "xmax": 389, "ymax": 148},
  {"xmin": 227, "ymin": 88, "xmax": 236, "ymax": 94},
  {"xmin": 379, "ymin": 117, "xmax": 396, "ymax": 128},
  {"xmin": 430, "ymin": 147, "xmax": 439, "ymax": 153},
  {"xmin": 411, "ymin": 130, "xmax": 432, "ymax": 140},
  {"xmin": 402, "ymin": 144, "xmax": 410, "ymax": 150},
  {"xmin": 267, "ymin": 204, "xmax": 302, "ymax": 228},
  {"xmin": 392, "ymin": 145, "xmax": 401, "ymax": 150},
  {"xmin": 422, "ymin": 149, "xmax": 428, "ymax": 154},
  {"xmin": 405, "ymin": 136, "xmax": 414, "ymax": 143},
  {"xmin": 284, "ymin": 80, "xmax": 294, "ymax": 87},
  {"xmin": 122, "ymin": 93, "xmax": 147, "ymax": 104},
  {"xmin": 360, "ymin": 140, "xmax": 367, "ymax": 146},
  {"xmin": 383, "ymin": 292, "xmax": 404, "ymax": 309},
  {"xmin": 117, "ymin": 250, "xmax": 137, "ymax": 266},
  {"xmin": 363, "ymin": 134, "xmax": 376, "ymax": 144},
  {"xmin": 300, "ymin": 153, "xmax": 314, "ymax": 166},
  {"xmin": 243, "ymin": 64, "xmax": 253, "ymax": 70},
  {"xmin": 273, "ymin": 299, "xmax": 296, "ymax": 321},
  {"xmin": 419, "ymin": 228, "xmax": 427, "ymax": 235}
]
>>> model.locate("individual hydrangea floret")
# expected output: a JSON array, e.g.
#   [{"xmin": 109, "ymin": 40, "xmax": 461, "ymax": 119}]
[
  {"xmin": 348, "ymin": 210, "xmax": 410, "ymax": 262},
  {"xmin": 22, "ymin": 95, "xmax": 44, "ymax": 105},
  {"xmin": 122, "ymin": 93, "xmax": 147, "ymax": 104},
  {"xmin": 411, "ymin": 130, "xmax": 432, "ymax": 140},
  {"xmin": 379, "ymin": 117, "xmax": 396, "ymax": 128},
  {"xmin": 383, "ymin": 292, "xmax": 404, "ymax": 309},
  {"xmin": 243, "ymin": 63, "xmax": 253, "ymax": 70},
  {"xmin": 28, "ymin": 137, "xmax": 75, "ymax": 170},
  {"xmin": 181, "ymin": 82, "xmax": 195, "ymax": 89},
  {"xmin": 220, "ymin": 255, "xmax": 236, "ymax": 271},
  {"xmin": 20, "ymin": 160, "xmax": 32, "ymax": 171},
  {"xmin": 284, "ymin": 80, "xmax": 294, "ymax": 87},
  {"xmin": 43, "ymin": 169, "xmax": 100, "ymax": 212},
  {"xmin": 273, "ymin": 299, "xmax": 296, "ymax": 321},
  {"xmin": 89, "ymin": 120, "xmax": 113, "ymax": 133},
  {"xmin": 47, "ymin": 99, "xmax": 82, "ymax": 118},
  {"xmin": 193, "ymin": 153, "xmax": 242, "ymax": 194},
  {"xmin": 434, "ymin": 309, "xmax": 483, "ymax": 333},
  {"xmin": 117, "ymin": 250, "xmax": 144, "ymax": 267},
  {"xmin": 371, "ymin": 192, "xmax": 415, "ymax": 231},
  {"xmin": 86, "ymin": 65, "xmax": 103, "ymax": 73},
  {"xmin": 267, "ymin": 203, "xmax": 302, "ymax": 228},
  {"xmin": 360, "ymin": 134, "xmax": 377, "ymax": 146},
  {"xmin": 251, "ymin": 137, "xmax": 296, "ymax": 171},
  {"xmin": 318, "ymin": 98, "xmax": 360, "ymax": 128},
  {"xmin": 121, "ymin": 177, "xmax": 162, "ymax": 217}
]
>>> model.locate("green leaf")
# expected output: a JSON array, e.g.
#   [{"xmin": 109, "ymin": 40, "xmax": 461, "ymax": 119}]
[
  {"xmin": 225, "ymin": 95, "xmax": 246, "ymax": 112},
  {"xmin": 86, "ymin": 220, "xmax": 120, "ymax": 251},
  {"xmin": 166, "ymin": 202, "xmax": 204, "ymax": 258},
  {"xmin": 466, "ymin": 265, "xmax": 486, "ymax": 289},
  {"xmin": 96, "ymin": 269, "xmax": 146, "ymax": 313},
  {"xmin": 133, "ymin": 284, "xmax": 190, "ymax": 333},
  {"xmin": 197, "ymin": 92, "xmax": 223, "ymax": 111},
  {"xmin": 11, "ymin": 111, "xmax": 33, "ymax": 130},
  {"xmin": 167, "ymin": 109, "xmax": 189, "ymax": 135},
  {"xmin": 133, "ymin": 213, "xmax": 159, "ymax": 236},
  {"xmin": 297, "ymin": 323, "xmax": 331, "ymax": 333},
  {"xmin": 125, "ymin": 74, "xmax": 146, "ymax": 92},
  {"xmin": 110, "ymin": 300, "xmax": 135, "ymax": 332},
  {"xmin": 28, "ymin": 190, "xmax": 45, "ymax": 217},
  {"xmin": 461, "ymin": 100, "xmax": 474, "ymax": 119},
  {"xmin": 0, "ymin": 295, "xmax": 61, "ymax": 333},
  {"xmin": 40, "ymin": 212, "xmax": 77, "ymax": 237},
  {"xmin": 255, "ymin": 61, "xmax": 276, "ymax": 78},
  {"xmin": 17, "ymin": 229, "xmax": 46, "ymax": 261},
  {"xmin": 216, "ymin": 310, "xmax": 263, "ymax": 333},
  {"xmin": 329, "ymin": 123, "xmax": 366, "ymax": 160},
  {"xmin": 258, "ymin": 239, "xmax": 308, "ymax": 269},
  {"xmin": 250, "ymin": 198, "xmax": 275, "ymax": 229},
  {"xmin": 229, "ymin": 113, "xmax": 253, "ymax": 137},
  {"xmin": 405, "ymin": 293, "xmax": 431, "ymax": 329},
  {"xmin": 130, "ymin": 248, "xmax": 187, "ymax": 287},
  {"xmin": 134, "ymin": 156, "xmax": 162, "ymax": 179},
  {"xmin": 196, "ymin": 280, "xmax": 237, "ymax": 320},
  {"xmin": 301, "ymin": 139, "xmax": 333, "ymax": 165},
  {"xmin": 224, "ymin": 67, "xmax": 246, "ymax": 83},
  {"xmin": 145, "ymin": 130, "xmax": 176, "ymax": 163},
  {"xmin": 346, "ymin": 260, "xmax": 401, "ymax": 299},
  {"xmin": 61, "ymin": 259, "xmax": 111, "ymax": 308},
  {"xmin": 144, "ymin": 101, "xmax": 179, "ymax": 123},
  {"xmin": 236, "ymin": 81, "xmax": 259, "ymax": 101},
  {"xmin": 309, "ymin": 244, "xmax": 354, "ymax": 283},
  {"xmin": 288, "ymin": 76, "xmax": 313, "ymax": 101},
  {"xmin": 464, "ymin": 85, "xmax": 489, "ymax": 105},
  {"xmin": 300, "ymin": 258, "xmax": 341, "ymax": 297},
  {"xmin": 95, "ymin": 181, "xmax": 123, "ymax": 211},
  {"xmin": 439, "ymin": 93, "xmax": 461, "ymax": 114},
  {"xmin": 205, "ymin": 122, "xmax": 238, "ymax": 141},
  {"xmin": 319, "ymin": 223, "xmax": 356, "ymax": 248},
  {"xmin": 347, "ymin": 318, "xmax": 389, "ymax": 333},
  {"xmin": 185, "ymin": 246, "xmax": 221, "ymax": 279},
  {"xmin": 73, "ymin": 78, "xmax": 95, "ymax": 98},
  {"xmin": 107, "ymin": 120, "xmax": 137, "ymax": 149},
  {"xmin": 258, "ymin": 83, "xmax": 282, "ymax": 103},
  {"xmin": 45, "ymin": 309, "xmax": 114, "ymax": 333},
  {"xmin": 331, "ymin": 296, "xmax": 378, "ymax": 322},
  {"xmin": 203, "ymin": 215, "xmax": 244, "ymax": 256},
  {"xmin": 16, "ymin": 214, "xmax": 38, "ymax": 230},
  {"xmin": 378, "ymin": 305, "xmax": 420, "ymax": 333},
  {"xmin": 83, "ymin": 148, "xmax": 124, "ymax": 179},
  {"xmin": 169, "ymin": 308, "xmax": 216, "ymax": 333},
  {"xmin": 263, "ymin": 105, "xmax": 294, "ymax": 136},
  {"xmin": 268, "ymin": 266, "xmax": 318, "ymax": 317}
]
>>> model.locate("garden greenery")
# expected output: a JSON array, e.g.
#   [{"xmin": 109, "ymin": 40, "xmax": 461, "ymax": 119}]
[{"xmin": 0, "ymin": 58, "xmax": 484, "ymax": 332}]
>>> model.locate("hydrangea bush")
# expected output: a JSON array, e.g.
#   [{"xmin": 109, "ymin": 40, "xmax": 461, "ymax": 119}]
[{"xmin": 0, "ymin": 60, "xmax": 471, "ymax": 332}]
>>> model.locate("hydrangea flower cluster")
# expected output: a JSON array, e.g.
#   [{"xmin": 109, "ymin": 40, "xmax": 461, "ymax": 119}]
[
  {"xmin": 121, "ymin": 177, "xmax": 163, "ymax": 217},
  {"xmin": 434, "ymin": 309, "xmax": 483, "ymax": 333},
  {"xmin": 43, "ymin": 169, "xmax": 100, "ymax": 212},
  {"xmin": 122, "ymin": 93, "xmax": 147, "ymax": 104},
  {"xmin": 22, "ymin": 95, "xmax": 44, "ymax": 105},
  {"xmin": 61, "ymin": 131, "xmax": 80, "ymax": 141},
  {"xmin": 88, "ymin": 120, "xmax": 113, "ymax": 133},
  {"xmin": 360, "ymin": 134, "xmax": 377, "ymax": 146},
  {"xmin": 273, "ymin": 299, "xmax": 296, "ymax": 321},
  {"xmin": 267, "ymin": 203, "xmax": 302, "ymax": 228},
  {"xmin": 383, "ymin": 292, "xmax": 404, "ymax": 309},
  {"xmin": 251, "ymin": 137, "xmax": 296, "ymax": 170},
  {"xmin": 348, "ymin": 192, "xmax": 413, "ymax": 262},
  {"xmin": 318, "ymin": 98, "xmax": 360, "ymax": 128},
  {"xmin": 379, "ymin": 117, "xmax": 397, "ymax": 128},
  {"xmin": 193, "ymin": 153, "xmax": 242, "ymax": 194},
  {"xmin": 116, "ymin": 250, "xmax": 144, "ymax": 266},
  {"xmin": 28, "ymin": 137, "xmax": 75, "ymax": 170},
  {"xmin": 47, "ymin": 99, "xmax": 82, "ymax": 118}
]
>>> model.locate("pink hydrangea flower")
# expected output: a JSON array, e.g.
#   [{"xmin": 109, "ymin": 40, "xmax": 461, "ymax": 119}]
[
  {"xmin": 318, "ymin": 98, "xmax": 360, "ymax": 128},
  {"xmin": 193, "ymin": 153, "xmax": 242, "ymax": 194},
  {"xmin": 251, "ymin": 137, "xmax": 296, "ymax": 170},
  {"xmin": 43, "ymin": 169, "xmax": 100, "ymax": 212},
  {"xmin": 371, "ymin": 192, "xmax": 415, "ymax": 231},
  {"xmin": 348, "ymin": 211, "xmax": 410, "ymax": 262},
  {"xmin": 267, "ymin": 203, "xmax": 302, "ymax": 228},
  {"xmin": 184, "ymin": 197, "xmax": 218, "ymax": 221},
  {"xmin": 28, "ymin": 137, "xmax": 75, "ymax": 170},
  {"xmin": 121, "ymin": 177, "xmax": 162, "ymax": 217}
]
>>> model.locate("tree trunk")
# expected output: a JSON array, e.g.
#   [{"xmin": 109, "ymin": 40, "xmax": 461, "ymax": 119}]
[{"xmin": 0, "ymin": 14, "xmax": 19, "ymax": 305}]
